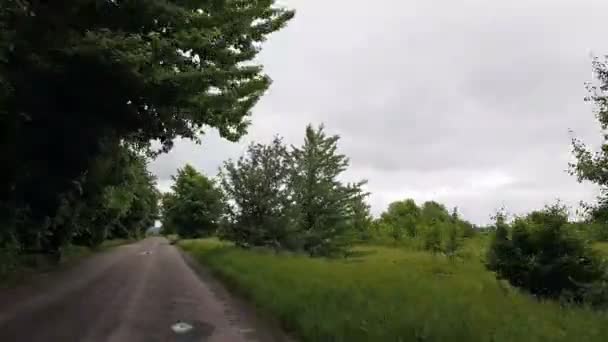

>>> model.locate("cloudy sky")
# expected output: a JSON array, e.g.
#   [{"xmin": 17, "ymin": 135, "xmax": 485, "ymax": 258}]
[{"xmin": 151, "ymin": 0, "xmax": 608, "ymax": 224}]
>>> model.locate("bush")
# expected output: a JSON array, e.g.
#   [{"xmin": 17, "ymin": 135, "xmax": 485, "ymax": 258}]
[
  {"xmin": 423, "ymin": 222, "xmax": 443, "ymax": 254},
  {"xmin": 181, "ymin": 239, "xmax": 608, "ymax": 342},
  {"xmin": 444, "ymin": 224, "xmax": 463, "ymax": 258},
  {"xmin": 461, "ymin": 222, "xmax": 477, "ymax": 238},
  {"xmin": 486, "ymin": 204, "xmax": 608, "ymax": 304},
  {"xmin": 588, "ymin": 222, "xmax": 608, "ymax": 241},
  {"xmin": 0, "ymin": 244, "xmax": 20, "ymax": 280}
]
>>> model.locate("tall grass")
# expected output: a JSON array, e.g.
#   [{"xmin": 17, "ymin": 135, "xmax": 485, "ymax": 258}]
[
  {"xmin": 594, "ymin": 242, "xmax": 608, "ymax": 256},
  {"xmin": 180, "ymin": 238, "xmax": 608, "ymax": 342}
]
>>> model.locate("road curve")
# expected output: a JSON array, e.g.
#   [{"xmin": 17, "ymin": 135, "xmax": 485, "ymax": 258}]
[{"xmin": 0, "ymin": 237, "xmax": 290, "ymax": 342}]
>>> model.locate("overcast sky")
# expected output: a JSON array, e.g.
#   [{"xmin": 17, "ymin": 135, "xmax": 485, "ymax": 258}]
[{"xmin": 150, "ymin": 0, "xmax": 608, "ymax": 224}]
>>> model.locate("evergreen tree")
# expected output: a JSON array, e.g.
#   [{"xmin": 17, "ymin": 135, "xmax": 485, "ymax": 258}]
[
  {"xmin": 348, "ymin": 194, "xmax": 373, "ymax": 241},
  {"xmin": 289, "ymin": 125, "xmax": 367, "ymax": 256}
]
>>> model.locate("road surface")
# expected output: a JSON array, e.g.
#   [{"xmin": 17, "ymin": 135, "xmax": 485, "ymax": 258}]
[{"xmin": 0, "ymin": 237, "xmax": 290, "ymax": 342}]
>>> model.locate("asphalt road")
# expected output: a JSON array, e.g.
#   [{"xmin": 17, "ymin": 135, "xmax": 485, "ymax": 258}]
[{"xmin": 0, "ymin": 237, "xmax": 290, "ymax": 342}]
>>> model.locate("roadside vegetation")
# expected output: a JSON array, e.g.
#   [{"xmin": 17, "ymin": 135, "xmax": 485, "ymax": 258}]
[
  {"xmin": 168, "ymin": 58, "xmax": 608, "ymax": 340},
  {"xmin": 1, "ymin": 238, "xmax": 132, "ymax": 288},
  {"xmin": 181, "ymin": 238, "xmax": 608, "ymax": 342},
  {"xmin": 4, "ymin": 1, "xmax": 608, "ymax": 341},
  {"xmin": 0, "ymin": 1, "xmax": 293, "ymax": 281}
]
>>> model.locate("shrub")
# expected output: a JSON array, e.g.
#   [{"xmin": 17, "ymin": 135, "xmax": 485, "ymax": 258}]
[
  {"xmin": 486, "ymin": 204, "xmax": 608, "ymax": 304},
  {"xmin": 423, "ymin": 222, "xmax": 443, "ymax": 254},
  {"xmin": 0, "ymin": 244, "xmax": 20, "ymax": 280},
  {"xmin": 444, "ymin": 224, "xmax": 463, "ymax": 258},
  {"xmin": 461, "ymin": 222, "xmax": 477, "ymax": 238}
]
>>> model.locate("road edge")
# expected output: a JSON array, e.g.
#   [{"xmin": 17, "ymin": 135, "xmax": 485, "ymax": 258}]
[{"xmin": 178, "ymin": 247, "xmax": 296, "ymax": 342}]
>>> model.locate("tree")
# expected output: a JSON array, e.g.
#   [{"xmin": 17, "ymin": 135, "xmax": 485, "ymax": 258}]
[
  {"xmin": 380, "ymin": 199, "xmax": 420, "ymax": 239},
  {"xmin": 72, "ymin": 146, "xmax": 160, "ymax": 247},
  {"xmin": 486, "ymin": 211, "xmax": 511, "ymax": 275},
  {"xmin": 348, "ymin": 194, "xmax": 373, "ymax": 241},
  {"xmin": 218, "ymin": 124, "xmax": 368, "ymax": 256},
  {"xmin": 109, "ymin": 157, "xmax": 160, "ymax": 240},
  {"xmin": 162, "ymin": 165, "xmax": 223, "ymax": 238},
  {"xmin": 289, "ymin": 124, "xmax": 368, "ymax": 256},
  {"xmin": 571, "ymin": 57, "xmax": 608, "ymax": 238},
  {"xmin": 0, "ymin": 0, "xmax": 293, "ymax": 254},
  {"xmin": 160, "ymin": 193, "xmax": 178, "ymax": 236},
  {"xmin": 443, "ymin": 207, "xmax": 464, "ymax": 257},
  {"xmin": 423, "ymin": 220, "xmax": 443, "ymax": 255},
  {"xmin": 419, "ymin": 201, "xmax": 451, "ymax": 226},
  {"xmin": 219, "ymin": 138, "xmax": 292, "ymax": 248}
]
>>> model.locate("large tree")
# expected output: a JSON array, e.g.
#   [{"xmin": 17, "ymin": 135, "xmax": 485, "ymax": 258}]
[
  {"xmin": 162, "ymin": 165, "xmax": 223, "ymax": 238},
  {"xmin": 0, "ymin": 1, "xmax": 293, "ymax": 252},
  {"xmin": 571, "ymin": 57, "xmax": 608, "ymax": 233},
  {"xmin": 70, "ymin": 146, "xmax": 160, "ymax": 248},
  {"xmin": 39, "ymin": 145, "xmax": 160, "ymax": 257},
  {"xmin": 219, "ymin": 137, "xmax": 292, "ymax": 248},
  {"xmin": 289, "ymin": 125, "xmax": 368, "ymax": 255}
]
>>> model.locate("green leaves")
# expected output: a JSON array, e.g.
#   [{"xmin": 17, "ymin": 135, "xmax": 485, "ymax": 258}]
[
  {"xmin": 219, "ymin": 137, "xmax": 292, "ymax": 248},
  {"xmin": 289, "ymin": 125, "xmax": 369, "ymax": 256},
  {"xmin": 72, "ymin": 147, "xmax": 160, "ymax": 245},
  {"xmin": 569, "ymin": 57, "xmax": 608, "ymax": 233},
  {"xmin": 380, "ymin": 199, "xmax": 421, "ymax": 238},
  {"xmin": 0, "ymin": 0, "xmax": 291, "ymax": 256},
  {"xmin": 162, "ymin": 164, "xmax": 224, "ymax": 238},
  {"xmin": 485, "ymin": 204, "xmax": 608, "ymax": 304},
  {"xmin": 219, "ymin": 125, "xmax": 369, "ymax": 256}
]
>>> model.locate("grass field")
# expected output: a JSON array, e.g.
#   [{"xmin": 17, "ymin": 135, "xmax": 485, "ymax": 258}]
[
  {"xmin": 180, "ymin": 238, "xmax": 608, "ymax": 342},
  {"xmin": 594, "ymin": 242, "xmax": 608, "ymax": 255}
]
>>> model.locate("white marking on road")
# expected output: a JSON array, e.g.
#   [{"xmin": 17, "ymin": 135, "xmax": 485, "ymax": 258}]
[{"xmin": 171, "ymin": 321, "xmax": 193, "ymax": 334}]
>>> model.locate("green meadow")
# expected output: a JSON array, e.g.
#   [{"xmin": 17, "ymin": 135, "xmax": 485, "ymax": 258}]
[{"xmin": 180, "ymin": 238, "xmax": 608, "ymax": 342}]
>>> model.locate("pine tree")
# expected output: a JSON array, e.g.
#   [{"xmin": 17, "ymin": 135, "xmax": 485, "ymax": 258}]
[
  {"xmin": 349, "ymin": 194, "xmax": 373, "ymax": 241},
  {"xmin": 289, "ymin": 125, "xmax": 367, "ymax": 256}
]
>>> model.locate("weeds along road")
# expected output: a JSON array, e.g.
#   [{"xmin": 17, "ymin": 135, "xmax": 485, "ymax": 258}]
[{"xmin": 0, "ymin": 237, "xmax": 289, "ymax": 342}]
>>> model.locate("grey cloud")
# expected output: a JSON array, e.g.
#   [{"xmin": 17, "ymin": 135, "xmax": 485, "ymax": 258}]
[{"xmin": 150, "ymin": 0, "xmax": 608, "ymax": 224}]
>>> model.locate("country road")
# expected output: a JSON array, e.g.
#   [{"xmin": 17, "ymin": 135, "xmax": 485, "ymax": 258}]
[{"xmin": 0, "ymin": 237, "xmax": 290, "ymax": 342}]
